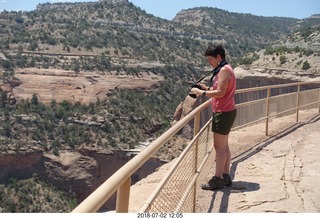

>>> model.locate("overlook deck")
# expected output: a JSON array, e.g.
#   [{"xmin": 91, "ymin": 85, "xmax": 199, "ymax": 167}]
[
  {"xmin": 129, "ymin": 110, "xmax": 320, "ymax": 213},
  {"xmin": 197, "ymin": 111, "xmax": 320, "ymax": 213}
]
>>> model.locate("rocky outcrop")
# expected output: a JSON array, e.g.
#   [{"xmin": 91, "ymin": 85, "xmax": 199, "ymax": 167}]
[
  {"xmin": 99, "ymin": 0, "xmax": 128, "ymax": 4},
  {"xmin": 0, "ymin": 80, "xmax": 19, "ymax": 105},
  {"xmin": 172, "ymin": 95, "xmax": 212, "ymax": 139},
  {"xmin": 0, "ymin": 149, "xmax": 165, "ymax": 211}
]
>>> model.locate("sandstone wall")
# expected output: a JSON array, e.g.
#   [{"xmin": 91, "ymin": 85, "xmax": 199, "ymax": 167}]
[{"xmin": 0, "ymin": 150, "xmax": 45, "ymax": 183}]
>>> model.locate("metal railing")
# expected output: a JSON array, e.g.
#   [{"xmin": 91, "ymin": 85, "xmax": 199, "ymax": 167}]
[{"xmin": 72, "ymin": 81, "xmax": 320, "ymax": 213}]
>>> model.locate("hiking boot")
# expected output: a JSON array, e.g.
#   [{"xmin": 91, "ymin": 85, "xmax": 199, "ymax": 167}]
[
  {"xmin": 222, "ymin": 173, "xmax": 232, "ymax": 187},
  {"xmin": 201, "ymin": 176, "xmax": 224, "ymax": 190}
]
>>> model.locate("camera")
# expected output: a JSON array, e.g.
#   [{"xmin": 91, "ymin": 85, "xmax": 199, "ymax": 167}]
[{"xmin": 189, "ymin": 84, "xmax": 204, "ymax": 98}]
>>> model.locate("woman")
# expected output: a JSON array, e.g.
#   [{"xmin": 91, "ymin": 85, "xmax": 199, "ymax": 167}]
[{"xmin": 190, "ymin": 44, "xmax": 237, "ymax": 190}]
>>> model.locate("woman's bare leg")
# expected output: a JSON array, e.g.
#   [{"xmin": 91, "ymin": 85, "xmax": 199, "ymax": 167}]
[{"xmin": 213, "ymin": 132, "xmax": 229, "ymax": 177}]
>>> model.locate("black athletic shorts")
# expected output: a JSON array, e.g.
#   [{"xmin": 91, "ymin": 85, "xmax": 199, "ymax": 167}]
[{"xmin": 212, "ymin": 109, "xmax": 237, "ymax": 135}]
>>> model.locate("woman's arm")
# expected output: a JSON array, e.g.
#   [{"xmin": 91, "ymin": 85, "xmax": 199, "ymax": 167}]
[{"xmin": 190, "ymin": 67, "xmax": 231, "ymax": 98}]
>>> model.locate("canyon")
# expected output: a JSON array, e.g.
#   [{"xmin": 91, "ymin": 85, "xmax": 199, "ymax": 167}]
[{"xmin": 0, "ymin": 148, "xmax": 165, "ymax": 211}]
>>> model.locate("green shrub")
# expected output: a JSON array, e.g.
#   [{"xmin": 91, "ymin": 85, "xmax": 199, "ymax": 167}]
[{"xmin": 302, "ymin": 61, "xmax": 310, "ymax": 70}]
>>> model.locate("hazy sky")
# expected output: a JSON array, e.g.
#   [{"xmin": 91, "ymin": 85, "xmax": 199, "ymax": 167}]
[{"xmin": 0, "ymin": 0, "xmax": 319, "ymax": 20}]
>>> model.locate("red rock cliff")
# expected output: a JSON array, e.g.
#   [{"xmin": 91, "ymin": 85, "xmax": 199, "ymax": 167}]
[{"xmin": 0, "ymin": 149, "xmax": 165, "ymax": 211}]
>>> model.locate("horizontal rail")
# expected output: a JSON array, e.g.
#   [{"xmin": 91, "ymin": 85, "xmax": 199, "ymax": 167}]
[{"xmin": 235, "ymin": 81, "xmax": 320, "ymax": 94}]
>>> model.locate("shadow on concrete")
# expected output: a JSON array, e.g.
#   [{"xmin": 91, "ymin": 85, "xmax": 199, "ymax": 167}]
[{"xmin": 206, "ymin": 181, "xmax": 260, "ymax": 213}]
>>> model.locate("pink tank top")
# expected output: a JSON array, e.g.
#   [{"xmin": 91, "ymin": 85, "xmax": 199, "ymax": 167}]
[{"xmin": 211, "ymin": 64, "xmax": 236, "ymax": 112}]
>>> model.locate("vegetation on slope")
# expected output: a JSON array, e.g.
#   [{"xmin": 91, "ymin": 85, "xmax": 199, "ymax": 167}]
[
  {"xmin": 0, "ymin": 174, "xmax": 77, "ymax": 213},
  {"xmin": 0, "ymin": 65, "xmax": 196, "ymax": 152}
]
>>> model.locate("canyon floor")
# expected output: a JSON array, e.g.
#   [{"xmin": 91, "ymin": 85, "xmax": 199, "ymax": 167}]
[{"xmin": 12, "ymin": 67, "xmax": 164, "ymax": 104}]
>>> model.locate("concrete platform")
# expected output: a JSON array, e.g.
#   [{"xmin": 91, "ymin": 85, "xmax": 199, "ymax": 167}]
[{"xmin": 197, "ymin": 114, "xmax": 320, "ymax": 213}]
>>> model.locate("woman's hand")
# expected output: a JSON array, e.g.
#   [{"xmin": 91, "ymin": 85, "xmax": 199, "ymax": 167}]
[
  {"xmin": 197, "ymin": 83, "xmax": 208, "ymax": 90},
  {"xmin": 190, "ymin": 87, "xmax": 203, "ymax": 97}
]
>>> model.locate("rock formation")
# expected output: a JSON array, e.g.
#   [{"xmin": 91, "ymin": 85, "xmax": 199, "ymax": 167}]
[{"xmin": 0, "ymin": 148, "xmax": 165, "ymax": 211}]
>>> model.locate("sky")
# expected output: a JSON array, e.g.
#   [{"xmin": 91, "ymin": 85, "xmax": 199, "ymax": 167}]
[{"xmin": 0, "ymin": 0, "xmax": 319, "ymax": 20}]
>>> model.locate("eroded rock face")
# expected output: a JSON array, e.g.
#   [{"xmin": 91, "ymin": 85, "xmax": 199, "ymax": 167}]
[
  {"xmin": 0, "ymin": 149, "xmax": 165, "ymax": 211},
  {"xmin": 0, "ymin": 150, "xmax": 45, "ymax": 181},
  {"xmin": 172, "ymin": 95, "xmax": 212, "ymax": 139}
]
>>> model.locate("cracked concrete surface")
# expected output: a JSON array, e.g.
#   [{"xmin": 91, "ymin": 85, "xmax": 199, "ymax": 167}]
[{"xmin": 202, "ymin": 112, "xmax": 320, "ymax": 213}]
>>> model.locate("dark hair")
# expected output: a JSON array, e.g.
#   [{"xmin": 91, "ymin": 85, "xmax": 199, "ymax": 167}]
[{"xmin": 204, "ymin": 45, "xmax": 226, "ymax": 59}]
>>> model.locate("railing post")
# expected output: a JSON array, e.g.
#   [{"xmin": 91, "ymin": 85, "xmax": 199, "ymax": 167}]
[
  {"xmin": 296, "ymin": 84, "xmax": 301, "ymax": 122},
  {"xmin": 193, "ymin": 111, "xmax": 201, "ymax": 137},
  {"xmin": 265, "ymin": 88, "xmax": 271, "ymax": 136},
  {"xmin": 318, "ymin": 88, "xmax": 320, "ymax": 114},
  {"xmin": 116, "ymin": 177, "xmax": 131, "ymax": 213},
  {"xmin": 193, "ymin": 111, "xmax": 201, "ymax": 212}
]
